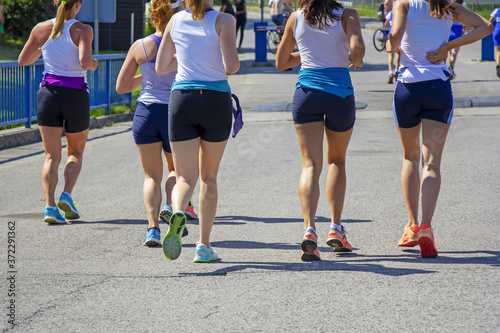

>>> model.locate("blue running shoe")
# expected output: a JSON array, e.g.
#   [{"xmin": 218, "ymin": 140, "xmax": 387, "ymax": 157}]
[
  {"xmin": 160, "ymin": 204, "xmax": 188, "ymax": 237},
  {"xmin": 57, "ymin": 192, "xmax": 80, "ymax": 220},
  {"xmin": 143, "ymin": 228, "xmax": 161, "ymax": 247},
  {"xmin": 162, "ymin": 211, "xmax": 186, "ymax": 260},
  {"xmin": 44, "ymin": 206, "xmax": 66, "ymax": 225},
  {"xmin": 193, "ymin": 243, "xmax": 219, "ymax": 263}
]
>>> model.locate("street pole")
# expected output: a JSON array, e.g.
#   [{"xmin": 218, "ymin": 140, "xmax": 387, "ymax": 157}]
[{"xmin": 94, "ymin": 0, "xmax": 99, "ymax": 54}]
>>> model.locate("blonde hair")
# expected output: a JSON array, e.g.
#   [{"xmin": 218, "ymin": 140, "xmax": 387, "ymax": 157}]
[
  {"xmin": 150, "ymin": 0, "xmax": 181, "ymax": 32},
  {"xmin": 186, "ymin": 0, "xmax": 205, "ymax": 21},
  {"xmin": 50, "ymin": 0, "xmax": 81, "ymax": 39}
]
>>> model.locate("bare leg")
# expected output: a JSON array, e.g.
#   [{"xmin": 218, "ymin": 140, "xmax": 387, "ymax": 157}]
[
  {"xmin": 325, "ymin": 127, "xmax": 353, "ymax": 226},
  {"xmin": 170, "ymin": 138, "xmax": 200, "ymax": 214},
  {"xmin": 448, "ymin": 46, "xmax": 460, "ymax": 69},
  {"xmin": 420, "ymin": 119, "xmax": 449, "ymax": 227},
  {"xmin": 294, "ymin": 122, "xmax": 324, "ymax": 232},
  {"xmin": 62, "ymin": 129, "xmax": 89, "ymax": 194},
  {"xmin": 137, "ymin": 142, "xmax": 164, "ymax": 229},
  {"xmin": 163, "ymin": 150, "xmax": 176, "ymax": 206},
  {"xmin": 39, "ymin": 126, "xmax": 64, "ymax": 207},
  {"xmin": 198, "ymin": 139, "xmax": 228, "ymax": 247},
  {"xmin": 396, "ymin": 124, "xmax": 421, "ymax": 227}
]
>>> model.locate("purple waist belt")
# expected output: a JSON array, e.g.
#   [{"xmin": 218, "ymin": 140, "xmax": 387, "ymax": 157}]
[{"xmin": 41, "ymin": 74, "xmax": 88, "ymax": 92}]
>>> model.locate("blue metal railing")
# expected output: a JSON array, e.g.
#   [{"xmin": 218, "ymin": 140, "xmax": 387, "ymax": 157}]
[{"xmin": 0, "ymin": 54, "xmax": 132, "ymax": 128}]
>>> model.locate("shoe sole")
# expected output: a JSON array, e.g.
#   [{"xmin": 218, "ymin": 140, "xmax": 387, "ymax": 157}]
[
  {"xmin": 326, "ymin": 238, "xmax": 352, "ymax": 252},
  {"xmin": 162, "ymin": 212, "xmax": 186, "ymax": 260},
  {"xmin": 301, "ymin": 239, "xmax": 317, "ymax": 252},
  {"xmin": 301, "ymin": 252, "xmax": 321, "ymax": 261},
  {"xmin": 143, "ymin": 239, "xmax": 161, "ymax": 247},
  {"xmin": 44, "ymin": 217, "xmax": 66, "ymax": 225},
  {"xmin": 57, "ymin": 201, "xmax": 80, "ymax": 220},
  {"xmin": 398, "ymin": 240, "xmax": 419, "ymax": 247},
  {"xmin": 185, "ymin": 212, "xmax": 198, "ymax": 220},
  {"xmin": 193, "ymin": 256, "xmax": 219, "ymax": 263},
  {"xmin": 418, "ymin": 236, "xmax": 438, "ymax": 258},
  {"xmin": 160, "ymin": 208, "xmax": 188, "ymax": 237}
]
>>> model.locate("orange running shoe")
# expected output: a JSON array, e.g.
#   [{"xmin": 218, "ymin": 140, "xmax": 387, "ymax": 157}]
[
  {"xmin": 301, "ymin": 228, "xmax": 320, "ymax": 261},
  {"xmin": 418, "ymin": 224, "xmax": 438, "ymax": 258},
  {"xmin": 398, "ymin": 225, "xmax": 420, "ymax": 247},
  {"xmin": 184, "ymin": 201, "xmax": 198, "ymax": 220},
  {"xmin": 326, "ymin": 224, "xmax": 352, "ymax": 252}
]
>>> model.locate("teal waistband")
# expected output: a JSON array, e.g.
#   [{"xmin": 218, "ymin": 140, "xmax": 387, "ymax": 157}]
[
  {"xmin": 296, "ymin": 67, "xmax": 353, "ymax": 98},
  {"xmin": 171, "ymin": 80, "xmax": 231, "ymax": 93}
]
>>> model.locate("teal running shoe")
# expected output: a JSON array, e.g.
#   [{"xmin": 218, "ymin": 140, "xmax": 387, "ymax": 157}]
[
  {"xmin": 193, "ymin": 243, "xmax": 219, "ymax": 263},
  {"xmin": 162, "ymin": 211, "xmax": 186, "ymax": 260},
  {"xmin": 44, "ymin": 206, "xmax": 66, "ymax": 225},
  {"xmin": 57, "ymin": 192, "xmax": 80, "ymax": 220},
  {"xmin": 143, "ymin": 228, "xmax": 161, "ymax": 247}
]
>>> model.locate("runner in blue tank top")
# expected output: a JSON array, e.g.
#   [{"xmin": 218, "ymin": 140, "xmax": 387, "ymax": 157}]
[
  {"xmin": 18, "ymin": 0, "xmax": 98, "ymax": 225},
  {"xmin": 276, "ymin": 0, "xmax": 365, "ymax": 261},
  {"xmin": 156, "ymin": 0, "xmax": 239, "ymax": 262},
  {"xmin": 489, "ymin": 7, "xmax": 500, "ymax": 77},
  {"xmin": 116, "ymin": 0, "xmax": 199, "ymax": 248},
  {"xmin": 447, "ymin": 0, "xmax": 464, "ymax": 79},
  {"xmin": 388, "ymin": 0, "xmax": 492, "ymax": 258}
]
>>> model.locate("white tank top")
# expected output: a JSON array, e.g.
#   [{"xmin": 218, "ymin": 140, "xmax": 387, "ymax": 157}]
[
  {"xmin": 399, "ymin": 0, "xmax": 452, "ymax": 82},
  {"xmin": 293, "ymin": 7, "xmax": 349, "ymax": 69},
  {"xmin": 41, "ymin": 19, "xmax": 87, "ymax": 79},
  {"xmin": 171, "ymin": 10, "xmax": 227, "ymax": 82}
]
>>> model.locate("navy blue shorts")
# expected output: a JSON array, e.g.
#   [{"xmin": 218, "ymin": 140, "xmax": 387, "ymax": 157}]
[
  {"xmin": 292, "ymin": 88, "xmax": 356, "ymax": 132},
  {"xmin": 169, "ymin": 89, "xmax": 232, "ymax": 143},
  {"xmin": 393, "ymin": 79, "xmax": 453, "ymax": 128},
  {"xmin": 37, "ymin": 86, "xmax": 90, "ymax": 133},
  {"xmin": 493, "ymin": 28, "xmax": 500, "ymax": 47},
  {"xmin": 132, "ymin": 102, "xmax": 171, "ymax": 152}
]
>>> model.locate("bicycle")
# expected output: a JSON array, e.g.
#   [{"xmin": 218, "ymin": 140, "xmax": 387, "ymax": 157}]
[
  {"xmin": 267, "ymin": 26, "xmax": 283, "ymax": 54},
  {"xmin": 373, "ymin": 27, "xmax": 390, "ymax": 52}
]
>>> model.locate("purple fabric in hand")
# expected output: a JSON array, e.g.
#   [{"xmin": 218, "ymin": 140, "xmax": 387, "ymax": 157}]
[{"xmin": 231, "ymin": 94, "xmax": 243, "ymax": 138}]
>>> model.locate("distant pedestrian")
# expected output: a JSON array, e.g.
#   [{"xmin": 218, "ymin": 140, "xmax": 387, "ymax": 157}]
[
  {"xmin": 276, "ymin": 0, "xmax": 365, "ymax": 261},
  {"xmin": 388, "ymin": 0, "xmax": 492, "ymax": 257},
  {"xmin": 116, "ymin": 0, "xmax": 198, "ymax": 247},
  {"xmin": 489, "ymin": 7, "xmax": 500, "ymax": 77},
  {"xmin": 156, "ymin": 0, "xmax": 239, "ymax": 262},
  {"xmin": 220, "ymin": 0, "xmax": 236, "ymax": 17},
  {"xmin": 18, "ymin": 0, "xmax": 98, "ymax": 224},
  {"xmin": 0, "ymin": 0, "xmax": 5, "ymax": 41},
  {"xmin": 234, "ymin": 0, "xmax": 247, "ymax": 48}
]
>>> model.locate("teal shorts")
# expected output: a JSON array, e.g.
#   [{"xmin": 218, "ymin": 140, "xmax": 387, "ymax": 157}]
[{"xmin": 0, "ymin": 24, "xmax": 4, "ymax": 34}]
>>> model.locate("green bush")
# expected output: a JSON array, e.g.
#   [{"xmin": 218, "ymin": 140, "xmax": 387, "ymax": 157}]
[{"xmin": 3, "ymin": 0, "xmax": 54, "ymax": 42}]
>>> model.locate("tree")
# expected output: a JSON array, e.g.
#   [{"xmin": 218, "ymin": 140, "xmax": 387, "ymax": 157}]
[{"xmin": 3, "ymin": 0, "xmax": 55, "ymax": 41}]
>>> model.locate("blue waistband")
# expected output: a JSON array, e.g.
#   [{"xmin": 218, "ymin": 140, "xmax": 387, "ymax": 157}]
[
  {"xmin": 296, "ymin": 67, "xmax": 353, "ymax": 98},
  {"xmin": 171, "ymin": 80, "xmax": 231, "ymax": 93}
]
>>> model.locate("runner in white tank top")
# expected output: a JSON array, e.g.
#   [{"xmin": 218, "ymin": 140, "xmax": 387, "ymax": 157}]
[
  {"xmin": 276, "ymin": 1, "xmax": 365, "ymax": 261},
  {"xmin": 388, "ymin": 0, "xmax": 492, "ymax": 258},
  {"xmin": 155, "ymin": 0, "xmax": 239, "ymax": 263},
  {"xmin": 18, "ymin": 0, "xmax": 97, "ymax": 225}
]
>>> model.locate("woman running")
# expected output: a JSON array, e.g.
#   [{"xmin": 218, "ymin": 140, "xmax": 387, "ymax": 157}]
[
  {"xmin": 234, "ymin": 0, "xmax": 247, "ymax": 48},
  {"xmin": 116, "ymin": 0, "xmax": 198, "ymax": 247},
  {"xmin": 156, "ymin": 0, "xmax": 239, "ymax": 262},
  {"xmin": 388, "ymin": 0, "xmax": 492, "ymax": 257},
  {"xmin": 18, "ymin": 0, "xmax": 97, "ymax": 224},
  {"xmin": 276, "ymin": 0, "xmax": 365, "ymax": 261},
  {"xmin": 447, "ymin": 0, "xmax": 464, "ymax": 79},
  {"xmin": 489, "ymin": 7, "xmax": 500, "ymax": 77}
]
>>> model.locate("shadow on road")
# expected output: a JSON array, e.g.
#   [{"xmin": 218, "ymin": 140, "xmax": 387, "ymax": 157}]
[{"xmin": 216, "ymin": 216, "xmax": 373, "ymax": 224}]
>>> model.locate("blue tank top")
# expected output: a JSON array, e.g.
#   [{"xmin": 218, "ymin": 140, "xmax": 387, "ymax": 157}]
[{"xmin": 137, "ymin": 34, "xmax": 176, "ymax": 105}]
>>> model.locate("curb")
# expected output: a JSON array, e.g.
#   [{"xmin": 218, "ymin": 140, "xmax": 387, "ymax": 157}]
[{"xmin": 0, "ymin": 113, "xmax": 134, "ymax": 151}]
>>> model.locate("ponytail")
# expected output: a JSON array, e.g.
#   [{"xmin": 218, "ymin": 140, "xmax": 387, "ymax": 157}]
[
  {"xmin": 428, "ymin": 0, "xmax": 452, "ymax": 19},
  {"xmin": 150, "ymin": 0, "xmax": 181, "ymax": 32},
  {"xmin": 50, "ymin": 0, "xmax": 81, "ymax": 39},
  {"xmin": 186, "ymin": 0, "xmax": 205, "ymax": 21},
  {"xmin": 299, "ymin": 0, "xmax": 342, "ymax": 30}
]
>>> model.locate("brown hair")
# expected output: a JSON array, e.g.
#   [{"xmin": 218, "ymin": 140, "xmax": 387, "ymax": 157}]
[
  {"xmin": 50, "ymin": 0, "xmax": 82, "ymax": 39},
  {"xmin": 186, "ymin": 0, "xmax": 205, "ymax": 21},
  {"xmin": 299, "ymin": 0, "xmax": 343, "ymax": 30},
  {"xmin": 150, "ymin": 0, "xmax": 181, "ymax": 32},
  {"xmin": 428, "ymin": 0, "xmax": 452, "ymax": 19}
]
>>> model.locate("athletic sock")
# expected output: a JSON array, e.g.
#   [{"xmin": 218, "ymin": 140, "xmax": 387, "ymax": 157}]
[
  {"xmin": 62, "ymin": 191, "xmax": 72, "ymax": 199},
  {"xmin": 305, "ymin": 226, "xmax": 316, "ymax": 235},
  {"xmin": 330, "ymin": 223, "xmax": 344, "ymax": 233}
]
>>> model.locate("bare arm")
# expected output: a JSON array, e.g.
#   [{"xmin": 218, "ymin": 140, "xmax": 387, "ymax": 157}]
[
  {"xmin": 18, "ymin": 24, "xmax": 43, "ymax": 66},
  {"xmin": 276, "ymin": 13, "xmax": 300, "ymax": 71},
  {"xmin": 156, "ymin": 18, "xmax": 178, "ymax": 76},
  {"xmin": 388, "ymin": 0, "xmax": 408, "ymax": 53},
  {"xmin": 426, "ymin": 3, "xmax": 493, "ymax": 64},
  {"xmin": 78, "ymin": 25, "xmax": 98, "ymax": 70},
  {"xmin": 217, "ymin": 13, "xmax": 240, "ymax": 74},
  {"xmin": 343, "ymin": 8, "xmax": 365, "ymax": 69},
  {"xmin": 116, "ymin": 41, "xmax": 144, "ymax": 94}
]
